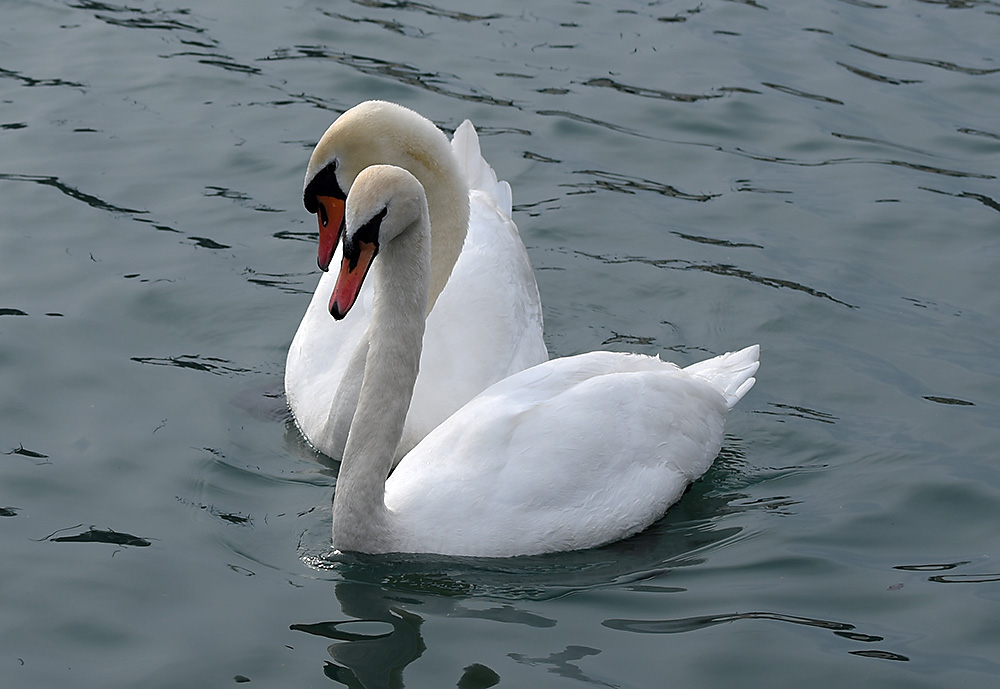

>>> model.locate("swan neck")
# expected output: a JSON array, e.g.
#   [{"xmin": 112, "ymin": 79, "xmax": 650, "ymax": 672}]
[
  {"xmin": 332, "ymin": 214, "xmax": 430, "ymax": 552},
  {"xmin": 422, "ymin": 169, "xmax": 468, "ymax": 315}
]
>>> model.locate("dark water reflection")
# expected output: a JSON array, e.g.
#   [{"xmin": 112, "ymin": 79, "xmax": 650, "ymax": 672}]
[
  {"xmin": 292, "ymin": 582, "xmax": 427, "ymax": 689},
  {"xmin": 293, "ymin": 536, "xmax": 726, "ymax": 689}
]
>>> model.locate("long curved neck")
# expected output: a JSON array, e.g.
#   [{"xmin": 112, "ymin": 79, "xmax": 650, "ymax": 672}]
[
  {"xmin": 416, "ymin": 155, "xmax": 468, "ymax": 315},
  {"xmin": 331, "ymin": 213, "xmax": 430, "ymax": 553},
  {"xmin": 361, "ymin": 130, "xmax": 467, "ymax": 316}
]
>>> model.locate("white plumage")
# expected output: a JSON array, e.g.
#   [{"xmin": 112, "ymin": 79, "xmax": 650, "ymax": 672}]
[
  {"xmin": 327, "ymin": 165, "xmax": 759, "ymax": 558},
  {"xmin": 285, "ymin": 102, "xmax": 547, "ymax": 461}
]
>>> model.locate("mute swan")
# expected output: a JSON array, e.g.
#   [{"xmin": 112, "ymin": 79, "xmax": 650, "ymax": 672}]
[
  {"xmin": 285, "ymin": 101, "xmax": 547, "ymax": 462},
  {"xmin": 329, "ymin": 165, "xmax": 759, "ymax": 557}
]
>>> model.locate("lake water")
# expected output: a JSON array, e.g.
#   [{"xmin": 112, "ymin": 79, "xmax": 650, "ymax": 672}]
[{"xmin": 2, "ymin": 0, "xmax": 999, "ymax": 687}]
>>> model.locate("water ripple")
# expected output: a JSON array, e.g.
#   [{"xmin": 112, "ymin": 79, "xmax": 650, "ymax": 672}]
[
  {"xmin": 0, "ymin": 173, "xmax": 244, "ymax": 251},
  {"xmin": 758, "ymin": 403, "xmax": 839, "ymax": 425},
  {"xmin": 130, "ymin": 354, "xmax": 252, "ymax": 376},
  {"xmin": 204, "ymin": 185, "xmax": 283, "ymax": 213},
  {"xmin": 604, "ymin": 610, "xmax": 858, "ymax": 634},
  {"xmin": 831, "ymin": 132, "xmax": 939, "ymax": 158},
  {"xmin": 923, "ymin": 395, "xmax": 976, "ymax": 406},
  {"xmin": 763, "ymin": 82, "xmax": 844, "ymax": 105},
  {"xmin": 243, "ymin": 268, "xmax": 314, "ymax": 295},
  {"xmin": 346, "ymin": 0, "xmax": 502, "ymax": 22},
  {"xmin": 673, "ymin": 232, "xmax": 764, "ymax": 249},
  {"xmin": 921, "ymin": 186, "xmax": 1000, "ymax": 214},
  {"xmin": 837, "ymin": 61, "xmax": 922, "ymax": 85},
  {"xmin": 321, "ymin": 11, "xmax": 426, "ymax": 37},
  {"xmin": 42, "ymin": 524, "xmax": 151, "ymax": 547},
  {"xmin": 265, "ymin": 46, "xmax": 516, "ymax": 107},
  {"xmin": 161, "ymin": 51, "xmax": 261, "ymax": 75},
  {"xmin": 851, "ymin": 44, "xmax": 1000, "ymax": 75},
  {"xmin": 564, "ymin": 170, "xmax": 718, "ymax": 202},
  {"xmin": 0, "ymin": 66, "xmax": 86, "ymax": 89},
  {"xmin": 581, "ymin": 77, "xmax": 724, "ymax": 103},
  {"xmin": 836, "ymin": 0, "xmax": 888, "ymax": 9},
  {"xmin": 929, "ymin": 573, "xmax": 1000, "ymax": 584},
  {"xmin": 536, "ymin": 109, "xmax": 651, "ymax": 140},
  {"xmin": 69, "ymin": 0, "xmax": 204, "ymax": 34},
  {"xmin": 725, "ymin": 147, "xmax": 994, "ymax": 180},
  {"xmin": 604, "ymin": 610, "xmax": 909, "ymax": 661},
  {"xmin": 532, "ymin": 113, "xmax": 994, "ymax": 182},
  {"xmin": 896, "ymin": 560, "xmax": 1000, "ymax": 583},
  {"xmin": 958, "ymin": 127, "xmax": 1000, "ymax": 142},
  {"xmin": 0, "ymin": 172, "xmax": 144, "ymax": 215},
  {"xmin": 575, "ymin": 250, "xmax": 856, "ymax": 308},
  {"xmin": 4, "ymin": 444, "xmax": 49, "ymax": 459}
]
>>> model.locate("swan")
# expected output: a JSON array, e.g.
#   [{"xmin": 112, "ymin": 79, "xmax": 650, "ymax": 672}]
[
  {"xmin": 285, "ymin": 101, "xmax": 547, "ymax": 462},
  {"xmin": 328, "ymin": 165, "xmax": 760, "ymax": 557}
]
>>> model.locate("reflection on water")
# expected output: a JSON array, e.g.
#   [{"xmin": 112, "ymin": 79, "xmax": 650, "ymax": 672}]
[
  {"xmin": 292, "ymin": 579, "xmax": 627, "ymax": 688},
  {"xmin": 509, "ymin": 645, "xmax": 614, "ymax": 688},
  {"xmin": 292, "ymin": 582, "xmax": 426, "ymax": 689}
]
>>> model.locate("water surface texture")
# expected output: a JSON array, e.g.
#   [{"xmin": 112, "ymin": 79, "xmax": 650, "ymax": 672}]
[{"xmin": 3, "ymin": 1, "xmax": 999, "ymax": 687}]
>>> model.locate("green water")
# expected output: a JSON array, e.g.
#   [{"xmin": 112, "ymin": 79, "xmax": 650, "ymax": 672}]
[{"xmin": 2, "ymin": 0, "xmax": 999, "ymax": 687}]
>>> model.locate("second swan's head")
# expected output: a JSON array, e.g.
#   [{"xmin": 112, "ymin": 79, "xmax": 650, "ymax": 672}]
[
  {"xmin": 328, "ymin": 165, "xmax": 429, "ymax": 321},
  {"xmin": 302, "ymin": 100, "xmax": 454, "ymax": 273}
]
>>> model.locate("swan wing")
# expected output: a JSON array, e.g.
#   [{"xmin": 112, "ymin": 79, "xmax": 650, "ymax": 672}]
[
  {"xmin": 385, "ymin": 351, "xmax": 738, "ymax": 557},
  {"xmin": 452, "ymin": 119, "xmax": 512, "ymax": 213}
]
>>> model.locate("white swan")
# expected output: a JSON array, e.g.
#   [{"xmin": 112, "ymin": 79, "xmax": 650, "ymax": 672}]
[
  {"xmin": 285, "ymin": 101, "xmax": 547, "ymax": 461},
  {"xmin": 329, "ymin": 165, "xmax": 760, "ymax": 557}
]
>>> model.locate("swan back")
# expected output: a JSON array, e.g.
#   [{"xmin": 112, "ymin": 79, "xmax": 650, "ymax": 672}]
[{"xmin": 383, "ymin": 351, "xmax": 740, "ymax": 557}]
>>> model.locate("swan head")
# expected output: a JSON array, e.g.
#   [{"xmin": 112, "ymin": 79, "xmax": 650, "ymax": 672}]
[
  {"xmin": 329, "ymin": 165, "xmax": 429, "ymax": 321},
  {"xmin": 303, "ymin": 100, "xmax": 459, "ymax": 272}
]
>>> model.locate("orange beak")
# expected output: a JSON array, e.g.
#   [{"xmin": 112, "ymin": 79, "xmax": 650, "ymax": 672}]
[
  {"xmin": 329, "ymin": 241, "xmax": 377, "ymax": 320},
  {"xmin": 316, "ymin": 195, "xmax": 346, "ymax": 272}
]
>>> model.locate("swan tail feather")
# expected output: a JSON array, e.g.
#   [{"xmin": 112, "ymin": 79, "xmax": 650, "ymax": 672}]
[
  {"xmin": 452, "ymin": 120, "xmax": 513, "ymax": 216},
  {"xmin": 684, "ymin": 344, "xmax": 760, "ymax": 410}
]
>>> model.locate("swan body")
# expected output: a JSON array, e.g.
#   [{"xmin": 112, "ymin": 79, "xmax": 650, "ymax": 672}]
[
  {"xmin": 329, "ymin": 165, "xmax": 760, "ymax": 558},
  {"xmin": 285, "ymin": 101, "xmax": 547, "ymax": 460}
]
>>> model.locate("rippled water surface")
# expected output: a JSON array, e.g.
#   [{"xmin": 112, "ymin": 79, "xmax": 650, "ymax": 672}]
[{"xmin": 3, "ymin": 0, "xmax": 999, "ymax": 687}]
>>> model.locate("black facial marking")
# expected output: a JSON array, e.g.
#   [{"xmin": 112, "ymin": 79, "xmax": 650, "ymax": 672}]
[
  {"xmin": 304, "ymin": 161, "xmax": 346, "ymax": 213},
  {"xmin": 344, "ymin": 208, "xmax": 388, "ymax": 270}
]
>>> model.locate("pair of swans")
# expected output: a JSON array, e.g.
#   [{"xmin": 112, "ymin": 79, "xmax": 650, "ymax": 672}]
[
  {"xmin": 286, "ymin": 101, "xmax": 548, "ymax": 464},
  {"xmin": 285, "ymin": 101, "xmax": 758, "ymax": 558}
]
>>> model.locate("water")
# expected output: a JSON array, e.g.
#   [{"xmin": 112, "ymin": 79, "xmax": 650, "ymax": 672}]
[{"xmin": 2, "ymin": 0, "xmax": 999, "ymax": 686}]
